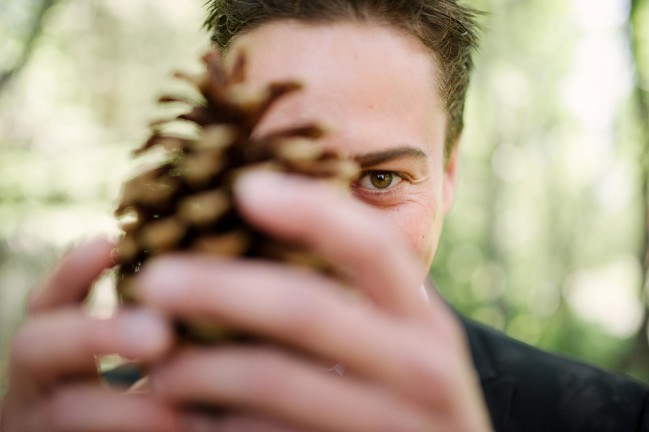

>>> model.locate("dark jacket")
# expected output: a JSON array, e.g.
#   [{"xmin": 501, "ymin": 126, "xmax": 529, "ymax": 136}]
[{"xmin": 462, "ymin": 316, "xmax": 649, "ymax": 431}]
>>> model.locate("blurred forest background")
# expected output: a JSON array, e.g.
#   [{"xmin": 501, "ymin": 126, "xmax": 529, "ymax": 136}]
[{"xmin": 1, "ymin": 0, "xmax": 649, "ymax": 394}]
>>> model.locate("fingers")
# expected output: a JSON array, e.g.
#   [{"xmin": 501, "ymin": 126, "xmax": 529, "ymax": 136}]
[
  {"xmin": 234, "ymin": 170, "xmax": 429, "ymax": 318},
  {"xmin": 39, "ymin": 383, "xmax": 183, "ymax": 432},
  {"xmin": 152, "ymin": 346, "xmax": 435, "ymax": 432},
  {"xmin": 138, "ymin": 258, "xmax": 460, "ymax": 407},
  {"xmin": 29, "ymin": 238, "xmax": 116, "ymax": 314},
  {"xmin": 184, "ymin": 412, "xmax": 308, "ymax": 432},
  {"xmin": 9, "ymin": 308, "xmax": 172, "ymax": 392}
]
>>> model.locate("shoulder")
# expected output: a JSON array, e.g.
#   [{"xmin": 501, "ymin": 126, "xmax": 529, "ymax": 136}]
[{"xmin": 460, "ymin": 316, "xmax": 649, "ymax": 432}]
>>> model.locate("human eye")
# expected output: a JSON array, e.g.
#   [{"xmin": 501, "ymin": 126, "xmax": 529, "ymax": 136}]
[{"xmin": 355, "ymin": 171, "xmax": 404, "ymax": 191}]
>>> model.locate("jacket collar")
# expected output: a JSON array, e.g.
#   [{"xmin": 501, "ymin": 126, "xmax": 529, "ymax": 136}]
[
  {"xmin": 460, "ymin": 315, "xmax": 516, "ymax": 431},
  {"xmin": 425, "ymin": 279, "xmax": 516, "ymax": 431}
]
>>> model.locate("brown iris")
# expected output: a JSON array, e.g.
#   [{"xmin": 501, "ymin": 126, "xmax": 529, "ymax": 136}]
[{"xmin": 370, "ymin": 172, "xmax": 393, "ymax": 189}]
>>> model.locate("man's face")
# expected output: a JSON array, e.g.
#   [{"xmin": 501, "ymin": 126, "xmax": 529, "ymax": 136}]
[{"xmin": 231, "ymin": 20, "xmax": 459, "ymax": 279}]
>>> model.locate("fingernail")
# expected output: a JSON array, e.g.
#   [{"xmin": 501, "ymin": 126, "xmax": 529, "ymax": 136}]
[
  {"xmin": 109, "ymin": 246, "xmax": 122, "ymax": 266},
  {"xmin": 117, "ymin": 309, "xmax": 170, "ymax": 355},
  {"xmin": 233, "ymin": 170, "xmax": 299, "ymax": 205},
  {"xmin": 138, "ymin": 260, "xmax": 187, "ymax": 304}
]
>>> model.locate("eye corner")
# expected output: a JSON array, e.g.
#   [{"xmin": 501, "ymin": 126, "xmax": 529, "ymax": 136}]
[{"xmin": 355, "ymin": 170, "xmax": 404, "ymax": 191}]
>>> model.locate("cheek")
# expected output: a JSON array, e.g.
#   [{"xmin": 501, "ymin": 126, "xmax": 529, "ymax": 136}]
[
  {"xmin": 403, "ymin": 207, "xmax": 442, "ymax": 269},
  {"xmin": 372, "ymin": 198, "xmax": 443, "ymax": 271}
]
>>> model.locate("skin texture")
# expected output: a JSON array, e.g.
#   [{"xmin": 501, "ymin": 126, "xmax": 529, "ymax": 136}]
[
  {"xmin": 1, "ymin": 239, "xmax": 185, "ymax": 432},
  {"xmin": 0, "ymin": 21, "xmax": 491, "ymax": 432},
  {"xmin": 242, "ymin": 21, "xmax": 457, "ymax": 275}
]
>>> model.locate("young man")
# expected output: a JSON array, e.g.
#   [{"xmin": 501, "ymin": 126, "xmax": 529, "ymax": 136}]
[{"xmin": 1, "ymin": 1, "xmax": 648, "ymax": 431}]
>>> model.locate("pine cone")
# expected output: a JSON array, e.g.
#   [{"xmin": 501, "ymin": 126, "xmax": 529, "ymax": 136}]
[{"xmin": 114, "ymin": 50, "xmax": 359, "ymax": 343}]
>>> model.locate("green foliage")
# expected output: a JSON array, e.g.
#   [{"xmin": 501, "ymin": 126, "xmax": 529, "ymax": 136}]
[
  {"xmin": 1, "ymin": 0, "xmax": 648, "ymax": 391},
  {"xmin": 433, "ymin": 0, "xmax": 648, "ymax": 379}
]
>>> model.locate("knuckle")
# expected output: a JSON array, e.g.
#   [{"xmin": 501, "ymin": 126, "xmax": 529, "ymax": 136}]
[
  {"xmin": 405, "ymin": 350, "xmax": 450, "ymax": 391},
  {"xmin": 44, "ymin": 388, "xmax": 77, "ymax": 430},
  {"xmin": 370, "ymin": 391, "xmax": 431, "ymax": 432},
  {"xmin": 242, "ymin": 352, "xmax": 286, "ymax": 398},
  {"xmin": 352, "ymin": 227, "xmax": 384, "ymax": 258},
  {"xmin": 423, "ymin": 307, "xmax": 467, "ymax": 352},
  {"xmin": 9, "ymin": 326, "xmax": 38, "ymax": 367},
  {"xmin": 438, "ymin": 312, "xmax": 465, "ymax": 343},
  {"xmin": 275, "ymin": 287, "xmax": 323, "ymax": 338}
]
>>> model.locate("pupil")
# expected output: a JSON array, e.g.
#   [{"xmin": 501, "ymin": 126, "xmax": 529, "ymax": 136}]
[{"xmin": 371, "ymin": 172, "xmax": 392, "ymax": 189}]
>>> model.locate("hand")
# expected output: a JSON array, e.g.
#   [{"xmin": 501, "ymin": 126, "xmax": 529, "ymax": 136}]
[
  {"xmin": 0, "ymin": 239, "xmax": 183, "ymax": 432},
  {"xmin": 138, "ymin": 171, "xmax": 493, "ymax": 432}
]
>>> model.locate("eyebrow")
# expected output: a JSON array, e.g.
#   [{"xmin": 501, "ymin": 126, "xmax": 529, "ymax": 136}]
[{"xmin": 353, "ymin": 146, "xmax": 428, "ymax": 168}]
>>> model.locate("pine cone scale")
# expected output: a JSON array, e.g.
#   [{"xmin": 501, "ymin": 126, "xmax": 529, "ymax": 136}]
[{"xmin": 115, "ymin": 50, "xmax": 359, "ymax": 343}]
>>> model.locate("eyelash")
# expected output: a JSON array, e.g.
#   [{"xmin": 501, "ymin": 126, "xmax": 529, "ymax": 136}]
[{"xmin": 354, "ymin": 171, "xmax": 405, "ymax": 192}]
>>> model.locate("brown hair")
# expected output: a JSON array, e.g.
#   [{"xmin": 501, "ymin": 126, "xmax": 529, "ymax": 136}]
[{"xmin": 204, "ymin": 0, "xmax": 481, "ymax": 157}]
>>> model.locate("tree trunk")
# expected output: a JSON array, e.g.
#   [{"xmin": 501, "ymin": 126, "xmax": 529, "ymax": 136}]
[
  {"xmin": 0, "ymin": 0, "xmax": 59, "ymax": 93},
  {"xmin": 617, "ymin": 0, "xmax": 649, "ymax": 382}
]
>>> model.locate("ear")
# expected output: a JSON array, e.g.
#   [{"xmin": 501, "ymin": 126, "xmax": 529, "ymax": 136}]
[{"xmin": 442, "ymin": 139, "xmax": 460, "ymax": 215}]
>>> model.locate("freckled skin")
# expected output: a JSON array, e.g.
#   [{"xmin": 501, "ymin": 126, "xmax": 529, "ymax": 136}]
[
  {"xmin": 2, "ymin": 22, "xmax": 492, "ymax": 432},
  {"xmin": 234, "ymin": 21, "xmax": 460, "ymax": 280}
]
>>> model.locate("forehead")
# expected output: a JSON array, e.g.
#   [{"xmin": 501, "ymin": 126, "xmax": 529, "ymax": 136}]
[{"xmin": 228, "ymin": 20, "xmax": 447, "ymax": 157}]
